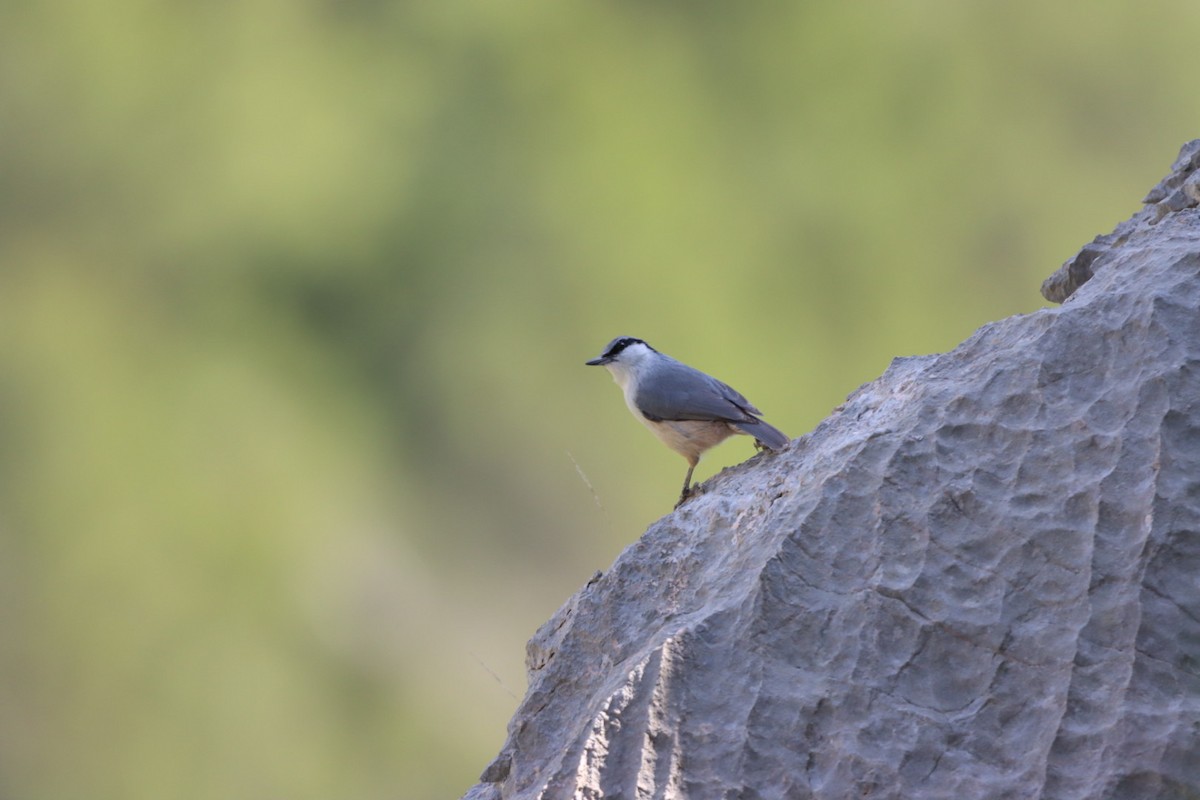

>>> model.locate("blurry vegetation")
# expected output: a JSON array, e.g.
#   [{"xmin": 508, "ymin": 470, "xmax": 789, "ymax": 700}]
[{"xmin": 0, "ymin": 1, "xmax": 1196, "ymax": 797}]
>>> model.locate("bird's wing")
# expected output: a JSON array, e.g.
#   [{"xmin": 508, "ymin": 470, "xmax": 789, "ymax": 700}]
[{"xmin": 634, "ymin": 361, "xmax": 763, "ymax": 423}]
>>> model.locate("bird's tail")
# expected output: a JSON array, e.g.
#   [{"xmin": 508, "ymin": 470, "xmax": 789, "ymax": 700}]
[{"xmin": 733, "ymin": 418, "xmax": 789, "ymax": 451}]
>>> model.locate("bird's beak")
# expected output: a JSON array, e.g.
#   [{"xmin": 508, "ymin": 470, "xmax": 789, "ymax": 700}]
[{"xmin": 585, "ymin": 356, "xmax": 610, "ymax": 366}]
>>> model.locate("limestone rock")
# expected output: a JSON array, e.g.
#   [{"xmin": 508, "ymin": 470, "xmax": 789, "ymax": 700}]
[
  {"xmin": 1043, "ymin": 139, "xmax": 1200, "ymax": 303},
  {"xmin": 465, "ymin": 141, "xmax": 1200, "ymax": 800}
]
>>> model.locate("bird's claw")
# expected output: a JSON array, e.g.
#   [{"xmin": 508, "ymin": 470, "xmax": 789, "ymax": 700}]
[{"xmin": 674, "ymin": 487, "xmax": 693, "ymax": 509}]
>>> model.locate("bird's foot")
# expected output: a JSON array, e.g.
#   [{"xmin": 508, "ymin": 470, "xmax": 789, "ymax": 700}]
[{"xmin": 675, "ymin": 485, "xmax": 698, "ymax": 509}]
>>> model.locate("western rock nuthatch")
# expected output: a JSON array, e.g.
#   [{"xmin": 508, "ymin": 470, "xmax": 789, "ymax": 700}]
[{"xmin": 586, "ymin": 336, "xmax": 788, "ymax": 507}]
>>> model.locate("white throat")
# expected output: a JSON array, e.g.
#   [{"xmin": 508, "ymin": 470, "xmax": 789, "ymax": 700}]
[{"xmin": 602, "ymin": 342, "xmax": 657, "ymax": 417}]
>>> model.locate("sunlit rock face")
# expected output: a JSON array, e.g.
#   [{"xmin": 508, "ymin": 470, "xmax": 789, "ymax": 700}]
[{"xmin": 465, "ymin": 141, "xmax": 1200, "ymax": 800}]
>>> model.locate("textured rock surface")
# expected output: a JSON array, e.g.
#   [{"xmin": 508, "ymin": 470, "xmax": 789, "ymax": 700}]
[
  {"xmin": 1042, "ymin": 139, "xmax": 1200, "ymax": 303},
  {"xmin": 465, "ymin": 142, "xmax": 1200, "ymax": 800}
]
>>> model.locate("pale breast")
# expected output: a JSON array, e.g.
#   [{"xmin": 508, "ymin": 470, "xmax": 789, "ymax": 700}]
[
  {"xmin": 640, "ymin": 417, "xmax": 737, "ymax": 464},
  {"xmin": 618, "ymin": 373, "xmax": 738, "ymax": 462}
]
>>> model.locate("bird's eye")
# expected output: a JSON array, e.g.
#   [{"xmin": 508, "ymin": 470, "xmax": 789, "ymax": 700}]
[{"xmin": 603, "ymin": 337, "xmax": 643, "ymax": 358}]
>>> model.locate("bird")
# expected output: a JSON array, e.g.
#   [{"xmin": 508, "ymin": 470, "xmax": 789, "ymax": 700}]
[{"xmin": 586, "ymin": 336, "xmax": 789, "ymax": 507}]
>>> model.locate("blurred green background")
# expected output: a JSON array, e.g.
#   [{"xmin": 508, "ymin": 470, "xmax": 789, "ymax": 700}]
[{"xmin": 1, "ymin": 1, "xmax": 1196, "ymax": 797}]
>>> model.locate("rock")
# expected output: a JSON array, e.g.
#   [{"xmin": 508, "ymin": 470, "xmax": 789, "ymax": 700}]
[
  {"xmin": 1043, "ymin": 140, "xmax": 1200, "ymax": 303},
  {"xmin": 465, "ymin": 141, "xmax": 1200, "ymax": 799}
]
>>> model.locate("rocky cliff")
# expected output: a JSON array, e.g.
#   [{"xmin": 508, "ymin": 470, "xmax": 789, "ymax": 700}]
[{"xmin": 464, "ymin": 141, "xmax": 1200, "ymax": 800}]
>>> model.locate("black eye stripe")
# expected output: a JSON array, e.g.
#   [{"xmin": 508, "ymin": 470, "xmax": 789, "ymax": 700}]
[{"xmin": 605, "ymin": 337, "xmax": 645, "ymax": 357}]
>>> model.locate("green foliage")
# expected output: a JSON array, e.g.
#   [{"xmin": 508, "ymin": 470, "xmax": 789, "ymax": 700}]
[{"xmin": 0, "ymin": 1, "xmax": 1196, "ymax": 796}]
